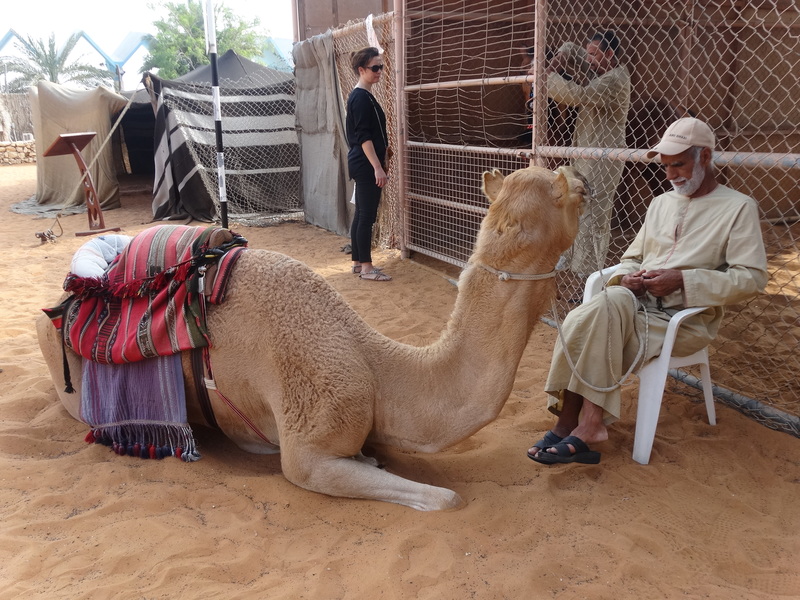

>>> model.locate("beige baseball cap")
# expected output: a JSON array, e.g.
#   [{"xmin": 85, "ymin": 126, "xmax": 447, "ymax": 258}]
[{"xmin": 646, "ymin": 117, "xmax": 715, "ymax": 159}]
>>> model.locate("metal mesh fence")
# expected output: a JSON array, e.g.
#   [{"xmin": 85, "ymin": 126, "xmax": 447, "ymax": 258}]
[
  {"xmin": 393, "ymin": 0, "xmax": 799, "ymax": 429},
  {"xmin": 324, "ymin": 4, "xmax": 799, "ymax": 432}
]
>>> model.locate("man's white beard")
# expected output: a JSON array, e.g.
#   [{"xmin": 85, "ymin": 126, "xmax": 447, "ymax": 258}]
[{"xmin": 671, "ymin": 159, "xmax": 705, "ymax": 196}]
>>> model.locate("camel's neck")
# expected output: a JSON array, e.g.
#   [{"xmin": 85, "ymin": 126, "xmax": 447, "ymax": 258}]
[
  {"xmin": 439, "ymin": 263, "xmax": 550, "ymax": 366},
  {"xmin": 370, "ymin": 261, "xmax": 556, "ymax": 451}
]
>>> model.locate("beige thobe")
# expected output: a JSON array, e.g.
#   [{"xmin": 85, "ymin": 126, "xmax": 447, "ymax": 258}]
[
  {"xmin": 545, "ymin": 185, "xmax": 768, "ymax": 423},
  {"xmin": 548, "ymin": 65, "xmax": 631, "ymax": 274}
]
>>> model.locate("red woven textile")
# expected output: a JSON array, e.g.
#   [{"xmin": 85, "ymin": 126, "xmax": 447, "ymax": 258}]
[{"xmin": 51, "ymin": 225, "xmax": 245, "ymax": 364}]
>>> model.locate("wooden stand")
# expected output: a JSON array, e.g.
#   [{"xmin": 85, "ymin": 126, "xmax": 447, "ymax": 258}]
[{"xmin": 43, "ymin": 132, "xmax": 120, "ymax": 237}]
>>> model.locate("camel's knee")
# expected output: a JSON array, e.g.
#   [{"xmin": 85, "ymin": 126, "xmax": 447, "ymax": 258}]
[
  {"xmin": 354, "ymin": 451, "xmax": 380, "ymax": 467},
  {"xmin": 280, "ymin": 446, "xmax": 326, "ymax": 488},
  {"xmin": 280, "ymin": 449, "xmax": 372, "ymax": 494}
]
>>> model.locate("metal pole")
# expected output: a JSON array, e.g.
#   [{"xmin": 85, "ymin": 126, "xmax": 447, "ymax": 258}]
[
  {"xmin": 395, "ymin": 8, "xmax": 410, "ymax": 259},
  {"xmin": 530, "ymin": 0, "xmax": 548, "ymax": 167},
  {"xmin": 205, "ymin": 0, "xmax": 228, "ymax": 229}
]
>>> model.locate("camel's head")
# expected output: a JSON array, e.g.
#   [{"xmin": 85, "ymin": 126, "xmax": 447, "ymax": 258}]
[{"xmin": 472, "ymin": 165, "xmax": 588, "ymax": 268}]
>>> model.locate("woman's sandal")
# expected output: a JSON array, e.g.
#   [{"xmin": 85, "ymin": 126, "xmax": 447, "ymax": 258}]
[
  {"xmin": 360, "ymin": 269, "xmax": 392, "ymax": 281},
  {"xmin": 353, "ymin": 265, "xmax": 384, "ymax": 274}
]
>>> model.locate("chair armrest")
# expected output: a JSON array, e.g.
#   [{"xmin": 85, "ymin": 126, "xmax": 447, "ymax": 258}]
[
  {"xmin": 660, "ymin": 306, "xmax": 711, "ymax": 359},
  {"xmin": 582, "ymin": 269, "xmax": 711, "ymax": 361},
  {"xmin": 583, "ymin": 265, "xmax": 621, "ymax": 303}
]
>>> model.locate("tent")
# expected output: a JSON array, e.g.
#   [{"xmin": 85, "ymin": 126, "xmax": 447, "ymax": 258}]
[
  {"xmin": 146, "ymin": 50, "xmax": 301, "ymax": 222},
  {"xmin": 119, "ymin": 88, "xmax": 157, "ymax": 177},
  {"xmin": 292, "ymin": 33, "xmax": 353, "ymax": 236},
  {"xmin": 29, "ymin": 81, "xmax": 130, "ymax": 210}
]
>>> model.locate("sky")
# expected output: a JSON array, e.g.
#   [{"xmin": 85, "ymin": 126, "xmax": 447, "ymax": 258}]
[{"xmin": 3, "ymin": 0, "xmax": 294, "ymax": 88}]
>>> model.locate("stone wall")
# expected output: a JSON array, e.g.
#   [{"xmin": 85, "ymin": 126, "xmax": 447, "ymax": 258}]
[{"xmin": 0, "ymin": 141, "xmax": 36, "ymax": 165}]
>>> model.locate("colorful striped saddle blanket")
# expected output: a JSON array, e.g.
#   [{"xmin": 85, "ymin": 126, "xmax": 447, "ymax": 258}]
[
  {"xmin": 44, "ymin": 225, "xmax": 247, "ymax": 462},
  {"xmin": 49, "ymin": 224, "xmax": 247, "ymax": 364}
]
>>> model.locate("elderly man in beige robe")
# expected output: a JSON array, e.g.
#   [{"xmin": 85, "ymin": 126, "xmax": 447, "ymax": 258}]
[
  {"xmin": 546, "ymin": 31, "xmax": 631, "ymax": 276},
  {"xmin": 527, "ymin": 117, "xmax": 768, "ymax": 464}
]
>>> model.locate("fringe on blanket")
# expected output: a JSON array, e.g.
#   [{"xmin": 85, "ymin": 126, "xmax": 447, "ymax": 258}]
[
  {"xmin": 81, "ymin": 353, "xmax": 201, "ymax": 462},
  {"xmin": 85, "ymin": 424, "xmax": 200, "ymax": 461}
]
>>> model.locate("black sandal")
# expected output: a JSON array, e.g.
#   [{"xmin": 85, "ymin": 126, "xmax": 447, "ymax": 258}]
[{"xmin": 526, "ymin": 430, "xmax": 563, "ymax": 460}]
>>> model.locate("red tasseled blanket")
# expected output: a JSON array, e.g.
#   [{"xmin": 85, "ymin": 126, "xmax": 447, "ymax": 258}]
[{"xmin": 45, "ymin": 224, "xmax": 247, "ymax": 364}]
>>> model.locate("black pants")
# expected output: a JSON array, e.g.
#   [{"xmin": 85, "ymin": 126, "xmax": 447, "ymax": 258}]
[{"xmin": 350, "ymin": 177, "xmax": 382, "ymax": 264}]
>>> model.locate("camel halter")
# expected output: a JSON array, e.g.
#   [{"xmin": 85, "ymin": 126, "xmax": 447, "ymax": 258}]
[
  {"xmin": 477, "ymin": 263, "xmax": 557, "ymax": 281},
  {"xmin": 477, "ymin": 261, "xmax": 647, "ymax": 392}
]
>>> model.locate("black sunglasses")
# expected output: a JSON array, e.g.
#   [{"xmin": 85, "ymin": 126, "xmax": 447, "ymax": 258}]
[{"xmin": 366, "ymin": 64, "xmax": 384, "ymax": 72}]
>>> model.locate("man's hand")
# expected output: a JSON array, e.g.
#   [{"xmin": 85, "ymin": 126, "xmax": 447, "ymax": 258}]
[
  {"xmin": 621, "ymin": 269, "xmax": 684, "ymax": 298},
  {"xmin": 621, "ymin": 269, "xmax": 648, "ymax": 296},
  {"xmin": 642, "ymin": 269, "xmax": 684, "ymax": 298},
  {"xmin": 546, "ymin": 52, "xmax": 568, "ymax": 75}
]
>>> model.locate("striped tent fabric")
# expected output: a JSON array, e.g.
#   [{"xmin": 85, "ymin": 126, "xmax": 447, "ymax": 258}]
[{"xmin": 147, "ymin": 50, "xmax": 302, "ymax": 222}]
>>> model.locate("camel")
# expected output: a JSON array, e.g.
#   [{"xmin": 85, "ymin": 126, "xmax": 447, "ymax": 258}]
[{"xmin": 37, "ymin": 165, "xmax": 587, "ymax": 511}]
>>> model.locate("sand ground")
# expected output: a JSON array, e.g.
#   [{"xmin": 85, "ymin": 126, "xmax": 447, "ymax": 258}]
[{"xmin": 0, "ymin": 163, "xmax": 798, "ymax": 599}]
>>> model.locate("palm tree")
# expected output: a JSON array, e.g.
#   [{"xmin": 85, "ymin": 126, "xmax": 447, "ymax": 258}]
[
  {"xmin": 4, "ymin": 33, "xmax": 113, "ymax": 91},
  {"xmin": 141, "ymin": 0, "xmax": 262, "ymax": 80}
]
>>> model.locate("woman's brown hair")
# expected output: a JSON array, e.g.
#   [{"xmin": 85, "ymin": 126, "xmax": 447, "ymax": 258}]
[{"xmin": 351, "ymin": 47, "xmax": 380, "ymax": 75}]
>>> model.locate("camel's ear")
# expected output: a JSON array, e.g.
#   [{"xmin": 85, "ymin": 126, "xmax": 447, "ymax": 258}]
[
  {"xmin": 481, "ymin": 169, "xmax": 505, "ymax": 204},
  {"xmin": 552, "ymin": 170, "xmax": 569, "ymax": 206}
]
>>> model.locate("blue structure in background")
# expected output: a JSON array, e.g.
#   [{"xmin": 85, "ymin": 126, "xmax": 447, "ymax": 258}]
[
  {"xmin": 1, "ymin": 28, "xmax": 293, "ymax": 91},
  {"xmin": 262, "ymin": 37, "xmax": 293, "ymax": 71},
  {"xmin": 80, "ymin": 31, "xmax": 150, "ymax": 87},
  {"xmin": 0, "ymin": 28, "xmax": 149, "ymax": 90}
]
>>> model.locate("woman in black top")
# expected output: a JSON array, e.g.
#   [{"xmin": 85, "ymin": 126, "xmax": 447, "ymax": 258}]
[{"xmin": 346, "ymin": 46, "xmax": 391, "ymax": 281}]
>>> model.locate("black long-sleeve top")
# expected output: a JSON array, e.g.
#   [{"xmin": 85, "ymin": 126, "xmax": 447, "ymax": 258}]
[{"xmin": 345, "ymin": 87, "xmax": 388, "ymax": 179}]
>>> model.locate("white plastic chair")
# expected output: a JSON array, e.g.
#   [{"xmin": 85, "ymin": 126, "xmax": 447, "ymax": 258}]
[{"xmin": 583, "ymin": 266, "xmax": 716, "ymax": 465}]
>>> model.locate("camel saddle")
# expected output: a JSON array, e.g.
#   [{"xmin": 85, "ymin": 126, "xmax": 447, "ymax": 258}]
[{"xmin": 44, "ymin": 224, "xmax": 247, "ymax": 365}]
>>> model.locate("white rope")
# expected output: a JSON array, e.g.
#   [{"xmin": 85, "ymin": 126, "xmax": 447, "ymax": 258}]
[
  {"xmin": 550, "ymin": 284, "xmax": 649, "ymax": 393},
  {"xmin": 476, "ymin": 262, "xmax": 557, "ymax": 281}
]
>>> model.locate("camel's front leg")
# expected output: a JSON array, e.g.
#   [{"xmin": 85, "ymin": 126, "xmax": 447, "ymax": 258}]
[
  {"xmin": 281, "ymin": 448, "xmax": 463, "ymax": 511},
  {"xmin": 354, "ymin": 451, "xmax": 379, "ymax": 466}
]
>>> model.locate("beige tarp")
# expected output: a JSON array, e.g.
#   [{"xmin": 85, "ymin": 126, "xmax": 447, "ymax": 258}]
[
  {"xmin": 29, "ymin": 81, "xmax": 128, "ymax": 209},
  {"xmin": 293, "ymin": 33, "xmax": 353, "ymax": 236}
]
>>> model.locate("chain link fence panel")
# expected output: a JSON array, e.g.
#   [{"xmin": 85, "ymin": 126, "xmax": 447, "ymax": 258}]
[{"xmin": 325, "ymin": 3, "xmax": 799, "ymax": 434}]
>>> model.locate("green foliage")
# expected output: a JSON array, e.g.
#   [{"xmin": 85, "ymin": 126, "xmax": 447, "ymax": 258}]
[
  {"xmin": 4, "ymin": 33, "xmax": 113, "ymax": 91},
  {"xmin": 142, "ymin": 0, "xmax": 263, "ymax": 79}
]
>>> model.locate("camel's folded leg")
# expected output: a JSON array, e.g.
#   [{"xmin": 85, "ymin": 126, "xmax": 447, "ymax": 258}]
[
  {"xmin": 282, "ymin": 450, "xmax": 462, "ymax": 511},
  {"xmin": 353, "ymin": 451, "xmax": 379, "ymax": 466}
]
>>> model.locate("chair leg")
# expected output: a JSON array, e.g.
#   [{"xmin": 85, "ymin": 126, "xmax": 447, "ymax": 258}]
[
  {"xmin": 698, "ymin": 359, "xmax": 716, "ymax": 426},
  {"xmin": 633, "ymin": 360, "xmax": 670, "ymax": 465}
]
